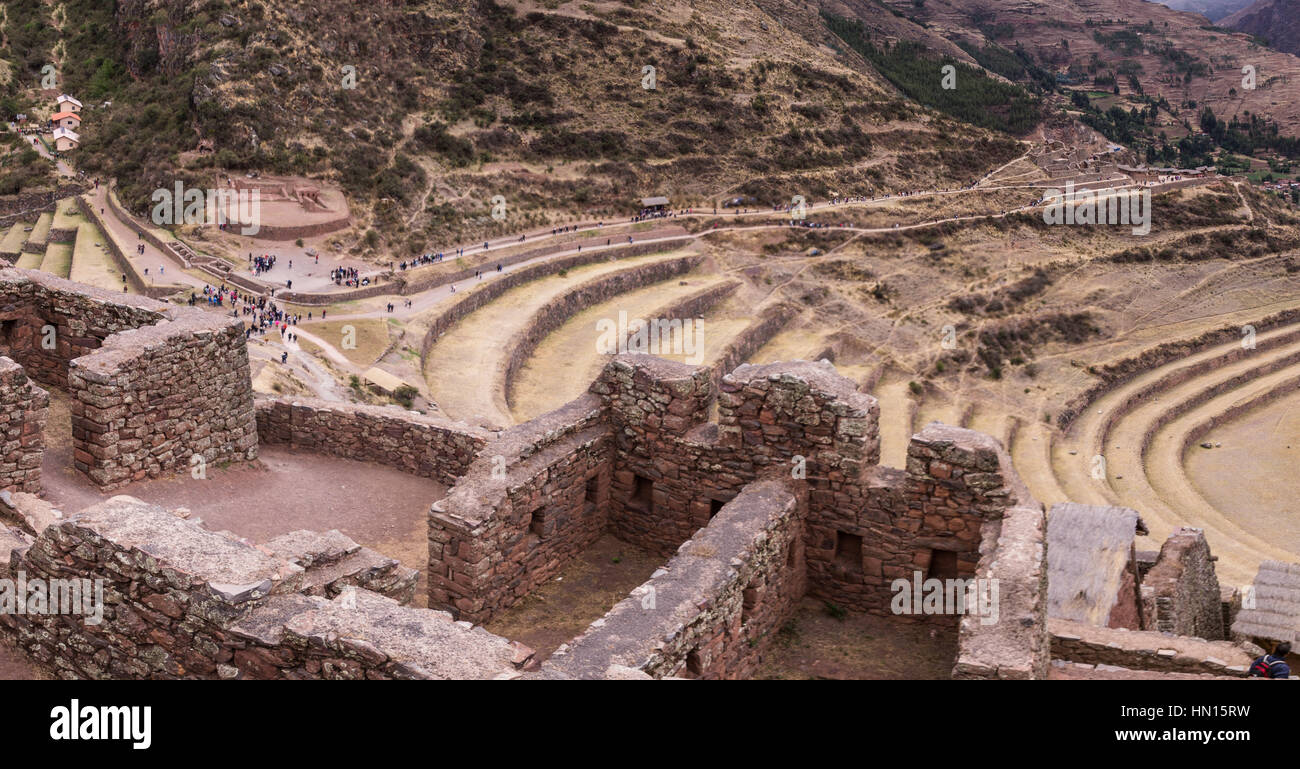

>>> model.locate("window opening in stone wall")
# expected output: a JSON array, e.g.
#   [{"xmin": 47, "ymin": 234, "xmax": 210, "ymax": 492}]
[
  {"xmin": 834, "ymin": 531, "xmax": 863, "ymax": 572},
  {"xmin": 630, "ymin": 474, "xmax": 653, "ymax": 512},
  {"xmin": 926, "ymin": 549, "xmax": 959, "ymax": 581}
]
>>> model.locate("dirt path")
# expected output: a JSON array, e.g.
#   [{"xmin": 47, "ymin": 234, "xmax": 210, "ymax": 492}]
[{"xmin": 87, "ymin": 187, "xmax": 202, "ymax": 291}]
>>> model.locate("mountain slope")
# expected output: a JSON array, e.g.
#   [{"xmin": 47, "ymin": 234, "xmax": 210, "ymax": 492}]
[
  {"xmin": 1223, "ymin": 0, "xmax": 1300, "ymax": 55},
  {"xmin": 1150, "ymin": 0, "xmax": 1256, "ymax": 22},
  {"xmin": 3, "ymin": 0, "xmax": 1031, "ymax": 258}
]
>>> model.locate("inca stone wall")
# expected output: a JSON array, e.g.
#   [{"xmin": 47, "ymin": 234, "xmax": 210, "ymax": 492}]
[
  {"xmin": 255, "ymin": 397, "xmax": 491, "ymax": 486},
  {"xmin": 952, "ymin": 501, "xmax": 1050, "ymax": 679},
  {"xmin": 67, "ymin": 311, "xmax": 258, "ymax": 490},
  {"xmin": 0, "ymin": 496, "xmax": 538, "ymax": 680},
  {"xmin": 589, "ymin": 357, "xmax": 882, "ymax": 559},
  {"xmin": 1142, "ymin": 527, "xmax": 1225, "ymax": 640},
  {"xmin": 0, "ymin": 267, "xmax": 167, "ymax": 386},
  {"xmin": 429, "ymin": 394, "xmax": 613, "ymax": 624},
  {"xmin": 0, "ymin": 357, "xmax": 48, "ymax": 494},
  {"xmin": 538, "ymin": 479, "xmax": 806, "ymax": 680},
  {"xmin": 0, "ymin": 184, "xmax": 87, "ymax": 228},
  {"xmin": 432, "ymin": 354, "xmax": 1050, "ymax": 676},
  {"xmin": 1049, "ymin": 618, "xmax": 1251, "ymax": 676}
]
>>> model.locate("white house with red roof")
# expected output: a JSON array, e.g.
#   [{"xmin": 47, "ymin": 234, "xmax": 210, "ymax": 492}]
[{"xmin": 50, "ymin": 111, "xmax": 81, "ymax": 131}]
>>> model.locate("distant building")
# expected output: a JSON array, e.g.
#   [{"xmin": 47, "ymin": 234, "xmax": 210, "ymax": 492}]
[
  {"xmin": 55, "ymin": 94, "xmax": 83, "ymax": 114},
  {"xmin": 52, "ymin": 126, "xmax": 80, "ymax": 152},
  {"xmin": 640, "ymin": 196, "xmax": 670, "ymax": 211},
  {"xmin": 50, "ymin": 111, "xmax": 81, "ymax": 131}
]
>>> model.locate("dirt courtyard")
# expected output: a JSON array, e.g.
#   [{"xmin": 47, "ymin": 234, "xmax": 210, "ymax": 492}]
[
  {"xmin": 756, "ymin": 597, "xmax": 959, "ymax": 680},
  {"xmin": 38, "ymin": 390, "xmax": 444, "ymax": 604},
  {"xmin": 484, "ymin": 534, "xmax": 663, "ymax": 660}
]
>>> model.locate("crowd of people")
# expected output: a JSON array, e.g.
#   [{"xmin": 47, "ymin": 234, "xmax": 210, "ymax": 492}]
[
  {"xmin": 191, "ymin": 284, "xmax": 304, "ymax": 340},
  {"xmin": 398, "ymin": 252, "xmax": 447, "ymax": 271},
  {"xmin": 331, "ymin": 266, "xmax": 366, "ymax": 287},
  {"xmin": 250, "ymin": 253, "xmax": 278, "ymax": 275}
]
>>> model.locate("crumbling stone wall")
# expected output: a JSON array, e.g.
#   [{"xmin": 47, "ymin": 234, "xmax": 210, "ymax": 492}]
[
  {"xmin": 1049, "ymin": 618, "xmax": 1250, "ymax": 676},
  {"xmin": 429, "ymin": 394, "xmax": 613, "ymax": 623},
  {"xmin": 591, "ymin": 357, "xmax": 1027, "ymax": 624},
  {"xmin": 0, "ymin": 496, "xmax": 532, "ymax": 680},
  {"xmin": 952, "ymin": 502, "xmax": 1049, "ymax": 679},
  {"xmin": 0, "ymin": 357, "xmax": 48, "ymax": 493},
  {"xmin": 0, "ymin": 268, "xmax": 166, "ymax": 386},
  {"xmin": 67, "ymin": 312, "xmax": 258, "ymax": 490},
  {"xmin": 1142, "ymin": 527, "xmax": 1224, "ymax": 640},
  {"xmin": 589, "ymin": 357, "xmax": 881, "ymax": 559},
  {"xmin": 538, "ymin": 479, "xmax": 807, "ymax": 680},
  {"xmin": 255, "ymin": 397, "xmax": 490, "ymax": 486}
]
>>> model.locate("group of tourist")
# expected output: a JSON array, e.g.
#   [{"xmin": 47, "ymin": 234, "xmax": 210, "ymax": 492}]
[
  {"xmin": 249, "ymin": 253, "xmax": 278, "ymax": 275},
  {"xmin": 330, "ymin": 266, "xmax": 364, "ymax": 287},
  {"xmin": 632, "ymin": 209, "xmax": 685, "ymax": 222},
  {"xmin": 190, "ymin": 284, "xmax": 309, "ymax": 341},
  {"xmin": 397, "ymin": 252, "xmax": 447, "ymax": 271}
]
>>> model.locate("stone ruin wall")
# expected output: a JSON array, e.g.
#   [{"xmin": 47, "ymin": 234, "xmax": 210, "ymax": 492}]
[
  {"xmin": 1142, "ymin": 527, "xmax": 1225, "ymax": 640},
  {"xmin": 1049, "ymin": 618, "xmax": 1251, "ymax": 677},
  {"xmin": 0, "ymin": 268, "xmax": 260, "ymax": 492},
  {"xmin": 0, "ymin": 275, "xmax": 1057, "ymax": 679},
  {"xmin": 0, "ymin": 358, "xmax": 49, "ymax": 494},
  {"xmin": 952, "ymin": 501, "xmax": 1050, "ymax": 679},
  {"xmin": 254, "ymin": 396, "xmax": 491, "ymax": 486},
  {"xmin": 0, "ymin": 268, "xmax": 166, "ymax": 386},
  {"xmin": 432, "ymin": 354, "xmax": 1050, "ymax": 677},
  {"xmin": 428, "ymin": 394, "xmax": 613, "ymax": 624},
  {"xmin": 68, "ymin": 312, "xmax": 258, "ymax": 490},
  {"xmin": 538, "ymin": 479, "xmax": 807, "ymax": 680},
  {"xmin": 0, "ymin": 496, "xmax": 540, "ymax": 680}
]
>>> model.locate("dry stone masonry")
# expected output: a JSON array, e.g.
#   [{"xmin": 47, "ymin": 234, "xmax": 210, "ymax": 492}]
[
  {"xmin": 0, "ymin": 496, "xmax": 536, "ymax": 680},
  {"xmin": 68, "ymin": 312, "xmax": 257, "ymax": 489},
  {"xmin": 0, "ymin": 268, "xmax": 1262, "ymax": 679},
  {"xmin": 0, "ymin": 358, "xmax": 48, "ymax": 494}
]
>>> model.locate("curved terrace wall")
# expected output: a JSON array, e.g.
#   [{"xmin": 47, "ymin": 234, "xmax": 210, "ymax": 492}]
[
  {"xmin": 1058, "ymin": 308, "xmax": 1300, "ymax": 430},
  {"xmin": 501, "ymin": 254, "xmax": 704, "ymax": 409},
  {"xmin": 418, "ymin": 238, "xmax": 693, "ymax": 367}
]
